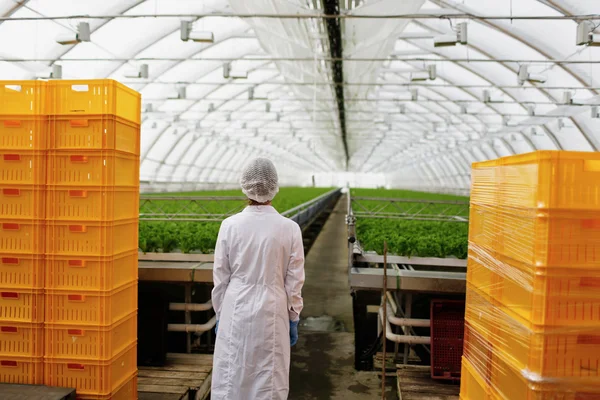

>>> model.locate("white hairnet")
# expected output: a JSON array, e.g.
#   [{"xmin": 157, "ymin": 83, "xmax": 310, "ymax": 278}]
[{"xmin": 240, "ymin": 158, "xmax": 279, "ymax": 203}]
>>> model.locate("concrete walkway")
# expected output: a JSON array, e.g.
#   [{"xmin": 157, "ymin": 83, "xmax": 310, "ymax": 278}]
[{"xmin": 289, "ymin": 195, "xmax": 395, "ymax": 400}]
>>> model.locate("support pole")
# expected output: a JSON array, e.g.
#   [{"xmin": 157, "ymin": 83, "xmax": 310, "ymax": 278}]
[{"xmin": 381, "ymin": 240, "xmax": 388, "ymax": 399}]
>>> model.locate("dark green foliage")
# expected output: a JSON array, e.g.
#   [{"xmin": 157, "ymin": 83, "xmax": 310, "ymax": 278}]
[
  {"xmin": 138, "ymin": 187, "xmax": 333, "ymax": 254},
  {"xmin": 352, "ymin": 189, "xmax": 469, "ymax": 259}
]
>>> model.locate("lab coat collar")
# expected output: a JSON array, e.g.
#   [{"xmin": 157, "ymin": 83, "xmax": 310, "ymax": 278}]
[{"xmin": 242, "ymin": 205, "xmax": 279, "ymax": 214}]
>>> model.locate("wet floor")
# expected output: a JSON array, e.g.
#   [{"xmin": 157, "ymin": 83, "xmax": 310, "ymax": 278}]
[{"xmin": 289, "ymin": 196, "xmax": 396, "ymax": 400}]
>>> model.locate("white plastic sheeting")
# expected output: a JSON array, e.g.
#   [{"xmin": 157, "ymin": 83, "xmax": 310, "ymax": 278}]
[{"xmin": 0, "ymin": 0, "xmax": 598, "ymax": 192}]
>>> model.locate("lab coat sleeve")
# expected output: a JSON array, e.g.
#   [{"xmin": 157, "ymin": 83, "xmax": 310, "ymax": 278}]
[
  {"xmin": 211, "ymin": 222, "xmax": 231, "ymax": 321},
  {"xmin": 285, "ymin": 224, "xmax": 305, "ymax": 322}
]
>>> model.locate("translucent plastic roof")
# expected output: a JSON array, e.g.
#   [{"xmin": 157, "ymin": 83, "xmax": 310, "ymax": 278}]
[{"xmin": 1, "ymin": 0, "xmax": 599, "ymax": 192}]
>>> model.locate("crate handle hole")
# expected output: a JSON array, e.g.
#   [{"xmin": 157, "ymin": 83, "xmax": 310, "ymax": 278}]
[
  {"xmin": 0, "ymin": 360, "xmax": 18, "ymax": 367},
  {"xmin": 577, "ymin": 335, "xmax": 600, "ymax": 345},
  {"xmin": 2, "ymin": 188, "xmax": 20, "ymax": 196},
  {"xmin": 0, "ymin": 326, "xmax": 18, "ymax": 334},
  {"xmin": 68, "ymin": 260, "xmax": 86, "ymax": 268},
  {"xmin": 4, "ymin": 85, "xmax": 22, "ymax": 93},
  {"xmin": 3, "ymin": 120, "xmax": 21, "ymax": 128},
  {"xmin": 68, "ymin": 225, "xmax": 86, "ymax": 233},
  {"xmin": 67, "ymin": 294, "xmax": 84, "ymax": 302},
  {"xmin": 0, "ymin": 292, "xmax": 18, "ymax": 299},
  {"xmin": 2, "ymin": 223, "xmax": 20, "ymax": 231},
  {"xmin": 70, "ymin": 119, "xmax": 89, "ymax": 128},
  {"xmin": 1, "ymin": 257, "xmax": 19, "ymax": 265},
  {"xmin": 68, "ymin": 190, "xmax": 87, "ymax": 198},
  {"xmin": 71, "ymin": 85, "xmax": 89, "ymax": 92},
  {"xmin": 3, "ymin": 154, "xmax": 21, "ymax": 162},
  {"xmin": 68, "ymin": 329, "xmax": 84, "ymax": 336},
  {"xmin": 70, "ymin": 155, "xmax": 88, "ymax": 163},
  {"xmin": 67, "ymin": 363, "xmax": 85, "ymax": 370}
]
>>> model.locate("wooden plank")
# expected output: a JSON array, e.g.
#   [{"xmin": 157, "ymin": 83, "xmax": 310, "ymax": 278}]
[
  {"xmin": 167, "ymin": 353, "xmax": 214, "ymax": 366},
  {"xmin": 137, "ymin": 384, "xmax": 188, "ymax": 395},
  {"xmin": 397, "ymin": 365, "xmax": 459, "ymax": 400},
  {"xmin": 140, "ymin": 364, "xmax": 212, "ymax": 373},
  {"xmin": 195, "ymin": 371, "xmax": 212, "ymax": 400},
  {"xmin": 139, "ymin": 377, "xmax": 204, "ymax": 388},
  {"xmin": 138, "ymin": 369, "xmax": 207, "ymax": 380},
  {"xmin": 139, "ymin": 393, "xmax": 183, "ymax": 400}
]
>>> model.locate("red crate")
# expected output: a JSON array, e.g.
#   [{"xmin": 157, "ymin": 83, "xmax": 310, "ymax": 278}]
[
  {"xmin": 0, "ymin": 253, "xmax": 44, "ymax": 289},
  {"xmin": 0, "ymin": 116, "xmax": 47, "ymax": 150},
  {"xmin": 49, "ymin": 115, "xmax": 140, "ymax": 155},
  {"xmin": 0, "ymin": 185, "xmax": 45, "ymax": 219},
  {"xmin": 45, "ymin": 250, "xmax": 137, "ymax": 291},
  {"xmin": 430, "ymin": 299, "xmax": 465, "ymax": 381}
]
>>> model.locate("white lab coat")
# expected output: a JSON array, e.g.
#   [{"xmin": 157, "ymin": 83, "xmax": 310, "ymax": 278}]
[{"xmin": 211, "ymin": 205, "xmax": 305, "ymax": 400}]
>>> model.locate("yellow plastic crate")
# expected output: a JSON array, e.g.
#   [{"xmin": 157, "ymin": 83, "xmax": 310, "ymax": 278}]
[
  {"xmin": 47, "ymin": 80, "xmax": 141, "ymax": 124},
  {"xmin": 49, "ymin": 115, "xmax": 140, "ymax": 155},
  {"xmin": 45, "ymin": 250, "xmax": 137, "ymax": 291},
  {"xmin": 77, "ymin": 372, "xmax": 137, "ymax": 400},
  {"xmin": 45, "ymin": 312, "xmax": 137, "ymax": 360},
  {"xmin": 0, "ymin": 322, "xmax": 43, "ymax": 357},
  {"xmin": 46, "ymin": 219, "xmax": 138, "ymax": 257},
  {"xmin": 0, "ymin": 81, "xmax": 47, "ymax": 116},
  {"xmin": 489, "ymin": 347, "xmax": 600, "ymax": 400},
  {"xmin": 47, "ymin": 151, "xmax": 139, "ymax": 187},
  {"xmin": 460, "ymin": 356, "xmax": 492, "ymax": 400},
  {"xmin": 45, "ymin": 282, "xmax": 137, "ymax": 326},
  {"xmin": 0, "ymin": 253, "xmax": 44, "ymax": 289},
  {"xmin": 0, "ymin": 219, "xmax": 45, "ymax": 254},
  {"xmin": 0, "ymin": 116, "xmax": 47, "ymax": 150},
  {"xmin": 466, "ymin": 285, "xmax": 600, "ymax": 379},
  {"xmin": 0, "ymin": 288, "xmax": 44, "ymax": 323},
  {"xmin": 471, "ymin": 151, "xmax": 600, "ymax": 211},
  {"xmin": 467, "ymin": 248, "xmax": 600, "ymax": 327},
  {"xmin": 0, "ymin": 185, "xmax": 45, "ymax": 219},
  {"xmin": 46, "ymin": 186, "xmax": 138, "ymax": 222},
  {"xmin": 0, "ymin": 150, "xmax": 45, "ymax": 185},
  {"xmin": 0, "ymin": 355, "xmax": 43, "ymax": 384},
  {"xmin": 44, "ymin": 342, "xmax": 137, "ymax": 397},
  {"xmin": 469, "ymin": 205, "xmax": 600, "ymax": 268}
]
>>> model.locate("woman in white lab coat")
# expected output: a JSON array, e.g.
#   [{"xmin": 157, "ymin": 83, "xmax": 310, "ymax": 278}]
[{"xmin": 211, "ymin": 158, "xmax": 305, "ymax": 400}]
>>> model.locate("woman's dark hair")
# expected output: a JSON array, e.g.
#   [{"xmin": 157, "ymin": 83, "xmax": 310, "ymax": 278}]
[{"xmin": 248, "ymin": 198, "xmax": 270, "ymax": 206}]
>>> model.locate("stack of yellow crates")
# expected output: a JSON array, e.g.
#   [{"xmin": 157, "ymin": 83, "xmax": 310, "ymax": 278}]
[
  {"xmin": 43, "ymin": 80, "xmax": 140, "ymax": 399},
  {"xmin": 461, "ymin": 151, "xmax": 600, "ymax": 400},
  {"xmin": 0, "ymin": 81, "xmax": 47, "ymax": 385},
  {"xmin": 0, "ymin": 80, "xmax": 140, "ymax": 399}
]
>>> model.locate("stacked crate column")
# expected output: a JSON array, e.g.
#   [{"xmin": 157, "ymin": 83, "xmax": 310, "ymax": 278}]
[
  {"xmin": 44, "ymin": 80, "xmax": 140, "ymax": 398},
  {"xmin": 463, "ymin": 151, "xmax": 600, "ymax": 400},
  {"xmin": 0, "ymin": 81, "xmax": 48, "ymax": 385}
]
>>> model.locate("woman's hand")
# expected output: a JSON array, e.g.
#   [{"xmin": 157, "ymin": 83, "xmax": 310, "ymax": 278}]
[{"xmin": 289, "ymin": 320, "xmax": 299, "ymax": 346}]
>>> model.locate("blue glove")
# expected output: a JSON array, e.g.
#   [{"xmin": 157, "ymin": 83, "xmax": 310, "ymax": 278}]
[
  {"xmin": 215, "ymin": 320, "xmax": 219, "ymax": 334},
  {"xmin": 290, "ymin": 320, "xmax": 299, "ymax": 347}
]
